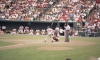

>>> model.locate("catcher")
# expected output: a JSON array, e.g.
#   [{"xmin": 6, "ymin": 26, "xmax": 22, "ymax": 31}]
[{"xmin": 52, "ymin": 30, "xmax": 60, "ymax": 42}]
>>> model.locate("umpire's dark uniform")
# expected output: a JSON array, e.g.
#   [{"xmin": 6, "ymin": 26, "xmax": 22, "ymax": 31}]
[{"xmin": 65, "ymin": 24, "xmax": 70, "ymax": 42}]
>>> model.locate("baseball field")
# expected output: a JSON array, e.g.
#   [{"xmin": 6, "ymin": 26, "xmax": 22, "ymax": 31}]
[{"xmin": 0, "ymin": 34, "xmax": 100, "ymax": 60}]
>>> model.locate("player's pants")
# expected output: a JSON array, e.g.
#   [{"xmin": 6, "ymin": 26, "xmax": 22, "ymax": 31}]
[
  {"xmin": 53, "ymin": 37, "xmax": 59, "ymax": 42},
  {"xmin": 65, "ymin": 30, "xmax": 69, "ymax": 42},
  {"xmin": 45, "ymin": 34, "xmax": 53, "ymax": 41}
]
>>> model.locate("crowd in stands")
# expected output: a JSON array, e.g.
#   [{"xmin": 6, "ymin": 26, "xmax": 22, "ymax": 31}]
[
  {"xmin": 0, "ymin": 0, "xmax": 54, "ymax": 21},
  {"xmin": 0, "ymin": 0, "xmax": 100, "ymax": 23},
  {"xmin": 40, "ymin": 0, "xmax": 96, "ymax": 22},
  {"xmin": 0, "ymin": 0, "xmax": 99, "ymax": 22}
]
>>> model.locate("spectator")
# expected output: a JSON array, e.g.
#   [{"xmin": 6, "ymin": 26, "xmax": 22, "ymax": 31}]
[
  {"xmin": 41, "ymin": 29, "xmax": 46, "ymax": 35},
  {"xmin": 74, "ymin": 30, "xmax": 79, "ymax": 36},
  {"xmin": 29, "ymin": 28, "xmax": 34, "ymax": 35},
  {"xmin": 11, "ymin": 28, "xmax": 17, "ymax": 34},
  {"xmin": 94, "ymin": 23, "xmax": 99, "ymax": 32},
  {"xmin": 18, "ymin": 25, "xmax": 24, "ymax": 34},
  {"xmin": 0, "ymin": 29, "xmax": 4, "ymax": 34},
  {"xmin": 2, "ymin": 25, "xmax": 6, "ymax": 33},
  {"xmin": 24, "ymin": 26, "xmax": 29, "ymax": 34},
  {"xmin": 85, "ymin": 28, "xmax": 91, "ymax": 37},
  {"xmin": 36, "ymin": 29, "xmax": 40, "ymax": 35}
]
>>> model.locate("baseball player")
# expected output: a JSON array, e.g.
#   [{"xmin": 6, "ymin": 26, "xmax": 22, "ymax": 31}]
[
  {"xmin": 52, "ymin": 30, "xmax": 60, "ymax": 42},
  {"xmin": 44, "ymin": 26, "xmax": 53, "ymax": 42}
]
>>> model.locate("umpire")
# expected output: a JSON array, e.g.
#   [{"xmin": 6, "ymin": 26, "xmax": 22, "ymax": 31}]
[{"xmin": 64, "ymin": 23, "xmax": 70, "ymax": 42}]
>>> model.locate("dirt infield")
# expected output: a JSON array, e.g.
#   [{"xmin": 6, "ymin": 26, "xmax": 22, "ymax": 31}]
[{"xmin": 0, "ymin": 39, "xmax": 96, "ymax": 50}]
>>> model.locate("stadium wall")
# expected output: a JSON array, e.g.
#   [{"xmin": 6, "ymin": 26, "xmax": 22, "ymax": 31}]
[{"xmin": 0, "ymin": 20, "xmax": 75, "ymax": 30}]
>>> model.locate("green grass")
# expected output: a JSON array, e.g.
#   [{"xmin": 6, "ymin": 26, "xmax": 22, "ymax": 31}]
[
  {"xmin": 0, "ymin": 34, "xmax": 100, "ymax": 60},
  {"xmin": 0, "ymin": 41, "xmax": 14, "ymax": 47},
  {"xmin": 0, "ymin": 34, "xmax": 46, "ymax": 40}
]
